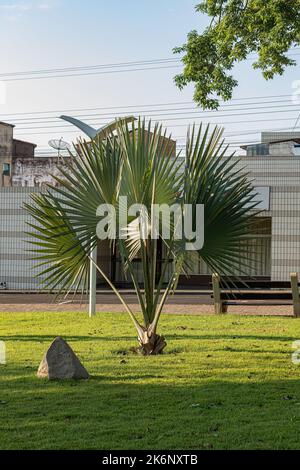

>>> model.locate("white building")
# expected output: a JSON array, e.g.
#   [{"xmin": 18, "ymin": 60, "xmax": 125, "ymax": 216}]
[
  {"xmin": 180, "ymin": 132, "xmax": 300, "ymax": 285},
  {"xmin": 1, "ymin": 131, "xmax": 300, "ymax": 290}
]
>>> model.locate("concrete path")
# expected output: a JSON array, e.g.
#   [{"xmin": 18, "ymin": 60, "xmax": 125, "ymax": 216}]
[{"xmin": 0, "ymin": 292, "xmax": 294, "ymax": 316}]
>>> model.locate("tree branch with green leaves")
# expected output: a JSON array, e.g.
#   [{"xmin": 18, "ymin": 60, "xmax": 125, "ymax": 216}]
[{"xmin": 174, "ymin": 0, "xmax": 300, "ymax": 109}]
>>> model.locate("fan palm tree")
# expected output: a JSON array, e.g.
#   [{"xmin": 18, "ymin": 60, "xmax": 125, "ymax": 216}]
[{"xmin": 25, "ymin": 119, "xmax": 258, "ymax": 355}]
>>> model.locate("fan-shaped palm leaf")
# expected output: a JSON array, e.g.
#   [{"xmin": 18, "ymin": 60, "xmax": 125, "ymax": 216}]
[{"xmin": 25, "ymin": 119, "xmax": 260, "ymax": 354}]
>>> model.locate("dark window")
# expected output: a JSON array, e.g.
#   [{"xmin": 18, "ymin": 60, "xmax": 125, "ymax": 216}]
[
  {"xmin": 247, "ymin": 144, "xmax": 269, "ymax": 156},
  {"xmin": 2, "ymin": 163, "xmax": 10, "ymax": 176}
]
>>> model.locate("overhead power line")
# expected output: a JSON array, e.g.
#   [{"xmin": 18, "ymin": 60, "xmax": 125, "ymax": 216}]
[
  {"xmin": 3, "ymin": 99, "xmax": 298, "ymax": 130},
  {"xmin": 1, "ymin": 92, "xmax": 297, "ymax": 144},
  {"xmin": 0, "ymin": 58, "xmax": 180, "ymax": 78},
  {"xmin": 33, "ymin": 127, "xmax": 297, "ymax": 150},
  {"xmin": 0, "ymin": 51, "xmax": 299, "ymax": 82},
  {"xmin": 0, "ymin": 94, "xmax": 293, "ymax": 119},
  {"xmin": 3, "ymin": 51, "xmax": 300, "ymax": 78},
  {"xmin": 1, "ymin": 99, "xmax": 296, "ymax": 124},
  {"xmin": 11, "ymin": 106, "xmax": 300, "ymax": 132},
  {"xmin": 16, "ymin": 116, "xmax": 300, "ymax": 137},
  {"xmin": 2, "ymin": 64, "xmax": 182, "ymax": 82},
  {"xmin": 35, "ymin": 123, "xmax": 300, "ymax": 156}
]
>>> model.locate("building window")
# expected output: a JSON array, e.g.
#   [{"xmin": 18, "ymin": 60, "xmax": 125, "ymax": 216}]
[
  {"xmin": 247, "ymin": 144, "xmax": 269, "ymax": 156},
  {"xmin": 2, "ymin": 163, "xmax": 10, "ymax": 176},
  {"xmin": 186, "ymin": 217, "xmax": 272, "ymax": 278},
  {"xmin": 294, "ymin": 144, "xmax": 300, "ymax": 156}
]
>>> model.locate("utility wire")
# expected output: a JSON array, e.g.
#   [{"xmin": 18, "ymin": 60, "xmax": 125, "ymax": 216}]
[
  {"xmin": 12, "ymin": 107, "xmax": 300, "ymax": 131},
  {"xmin": 2, "ymin": 64, "xmax": 182, "ymax": 82},
  {"xmin": 0, "ymin": 52, "xmax": 299, "ymax": 82},
  {"xmin": 3, "ymin": 99, "xmax": 297, "ymax": 125},
  {"xmin": 293, "ymin": 111, "xmax": 300, "ymax": 131},
  {"xmin": 0, "ymin": 58, "xmax": 180, "ymax": 78},
  {"xmin": 16, "ymin": 116, "xmax": 300, "ymax": 137},
  {"xmin": 0, "ymin": 94, "xmax": 293, "ymax": 118},
  {"xmin": 35, "ymin": 123, "xmax": 297, "ymax": 147},
  {"xmin": 3, "ymin": 52, "xmax": 300, "ymax": 78}
]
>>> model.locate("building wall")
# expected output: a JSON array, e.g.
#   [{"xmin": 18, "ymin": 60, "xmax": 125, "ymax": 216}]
[
  {"xmin": 0, "ymin": 124, "xmax": 14, "ymax": 187},
  {"xmin": 271, "ymin": 187, "xmax": 300, "ymax": 281},
  {"xmin": 13, "ymin": 140, "xmax": 36, "ymax": 158},
  {"xmin": 269, "ymin": 142, "xmax": 295, "ymax": 156},
  {"xmin": 232, "ymin": 155, "xmax": 300, "ymax": 281},
  {"xmin": 0, "ymin": 123, "xmax": 37, "ymax": 188},
  {"xmin": 11, "ymin": 158, "xmax": 69, "ymax": 187},
  {"xmin": 0, "ymin": 123, "xmax": 13, "ymax": 157},
  {"xmin": 1, "ymin": 154, "xmax": 300, "ymax": 289},
  {"xmin": 0, "ymin": 187, "xmax": 47, "ymax": 290},
  {"xmin": 261, "ymin": 131, "xmax": 300, "ymax": 143}
]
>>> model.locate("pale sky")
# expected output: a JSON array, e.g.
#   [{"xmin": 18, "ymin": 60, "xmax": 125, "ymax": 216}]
[{"xmin": 0, "ymin": 0, "xmax": 299, "ymax": 155}]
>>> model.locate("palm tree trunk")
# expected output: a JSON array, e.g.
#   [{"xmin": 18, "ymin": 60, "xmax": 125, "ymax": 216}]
[{"xmin": 137, "ymin": 327, "xmax": 167, "ymax": 355}]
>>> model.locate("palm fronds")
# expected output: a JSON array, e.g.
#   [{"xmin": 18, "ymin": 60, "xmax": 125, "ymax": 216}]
[{"xmin": 24, "ymin": 119, "xmax": 261, "ymax": 351}]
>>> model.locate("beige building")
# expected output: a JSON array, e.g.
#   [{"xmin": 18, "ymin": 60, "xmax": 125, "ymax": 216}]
[
  {"xmin": 0, "ymin": 121, "xmax": 66, "ymax": 188},
  {"xmin": 0, "ymin": 122, "xmax": 37, "ymax": 187},
  {"xmin": 1, "ymin": 124, "xmax": 300, "ymax": 290},
  {"xmin": 185, "ymin": 132, "xmax": 300, "ymax": 284},
  {"xmin": 238, "ymin": 132, "xmax": 300, "ymax": 282},
  {"xmin": 0, "ymin": 122, "xmax": 177, "ymax": 290}
]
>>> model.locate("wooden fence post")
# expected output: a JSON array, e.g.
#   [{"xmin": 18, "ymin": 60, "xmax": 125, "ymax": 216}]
[
  {"xmin": 212, "ymin": 273, "xmax": 224, "ymax": 314},
  {"xmin": 291, "ymin": 272, "xmax": 300, "ymax": 318},
  {"xmin": 89, "ymin": 244, "xmax": 97, "ymax": 318}
]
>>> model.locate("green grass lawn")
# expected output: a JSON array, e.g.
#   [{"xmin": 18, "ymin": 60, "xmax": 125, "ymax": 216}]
[{"xmin": 1, "ymin": 311, "xmax": 300, "ymax": 450}]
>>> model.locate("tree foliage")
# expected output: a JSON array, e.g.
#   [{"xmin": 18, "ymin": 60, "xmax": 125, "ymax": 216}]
[{"xmin": 174, "ymin": 0, "xmax": 300, "ymax": 108}]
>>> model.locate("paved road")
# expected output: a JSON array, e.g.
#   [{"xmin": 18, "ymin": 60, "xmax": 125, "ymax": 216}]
[
  {"xmin": 0, "ymin": 291, "xmax": 293, "ymax": 316},
  {"xmin": 0, "ymin": 291, "xmax": 212, "ymax": 305}
]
